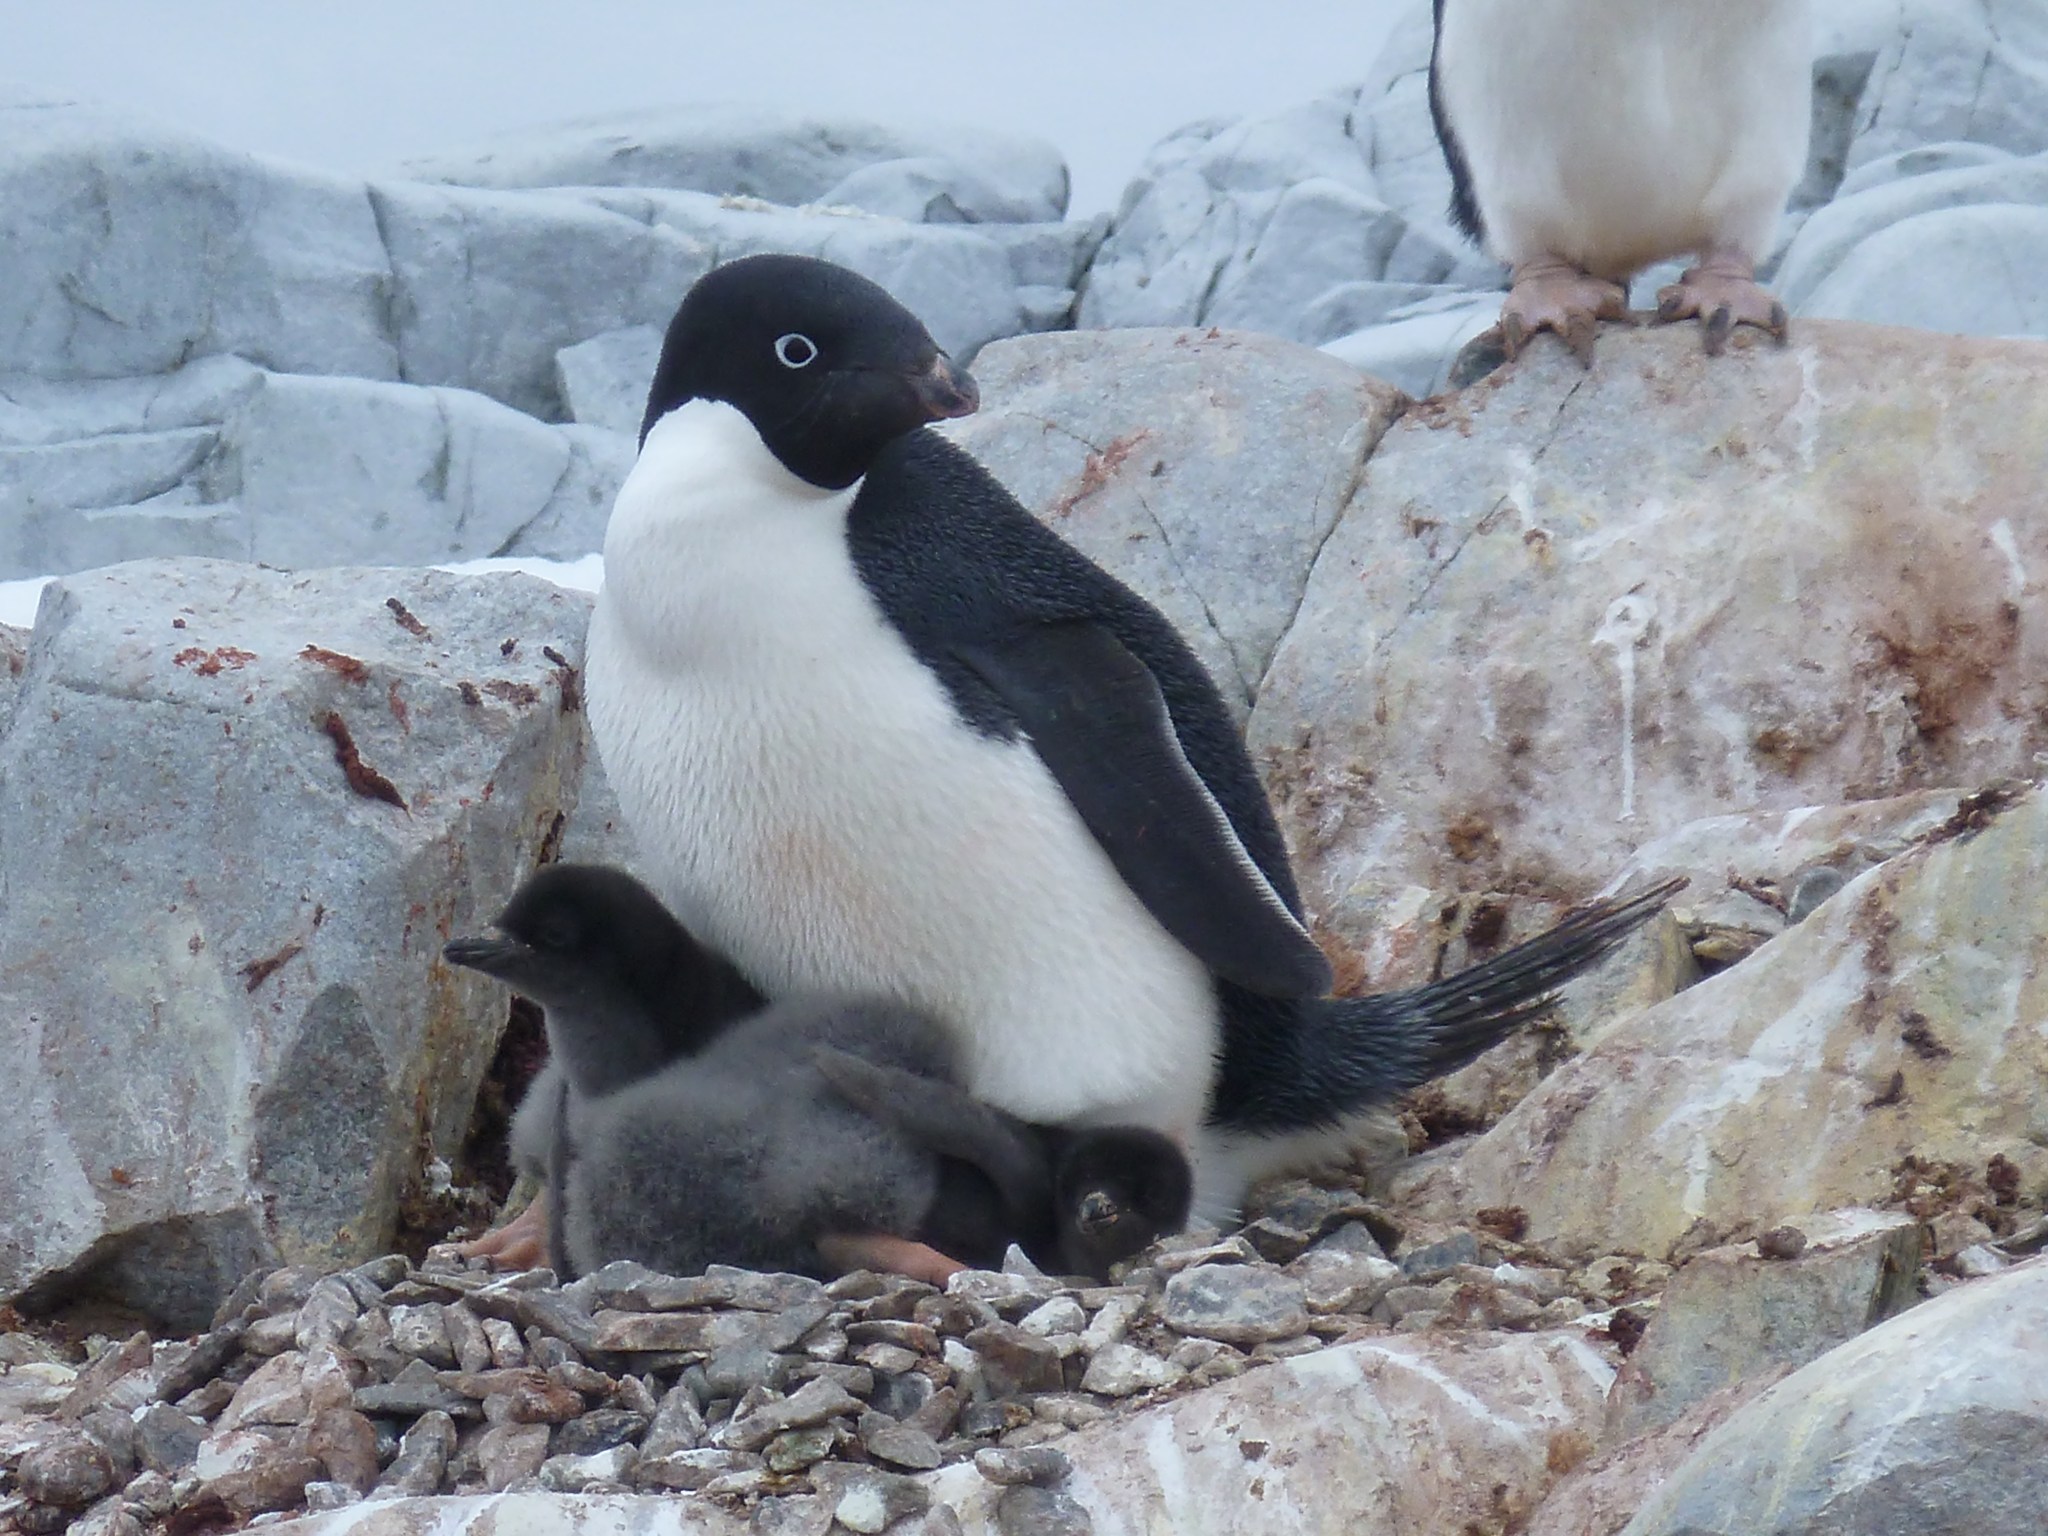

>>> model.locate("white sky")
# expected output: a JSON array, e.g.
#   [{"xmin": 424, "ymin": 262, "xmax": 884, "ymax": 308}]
[{"xmin": 1, "ymin": 0, "xmax": 1405, "ymax": 215}]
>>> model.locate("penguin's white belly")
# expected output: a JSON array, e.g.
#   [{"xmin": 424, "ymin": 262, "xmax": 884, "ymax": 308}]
[
  {"xmin": 1440, "ymin": 0, "xmax": 1811, "ymax": 273},
  {"xmin": 587, "ymin": 404, "xmax": 1219, "ymax": 1138}
]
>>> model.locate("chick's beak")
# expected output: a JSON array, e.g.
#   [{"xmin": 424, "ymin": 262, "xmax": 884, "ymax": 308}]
[
  {"xmin": 443, "ymin": 934, "xmax": 527, "ymax": 977},
  {"xmin": 910, "ymin": 353, "xmax": 979, "ymax": 421}
]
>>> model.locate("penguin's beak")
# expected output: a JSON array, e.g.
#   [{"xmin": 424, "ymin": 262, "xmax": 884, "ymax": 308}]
[
  {"xmin": 909, "ymin": 354, "xmax": 978, "ymax": 422},
  {"xmin": 1075, "ymin": 1189, "xmax": 1124, "ymax": 1235},
  {"xmin": 443, "ymin": 933, "xmax": 530, "ymax": 978}
]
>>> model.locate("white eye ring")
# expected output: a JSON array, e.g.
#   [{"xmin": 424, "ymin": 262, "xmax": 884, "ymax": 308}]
[{"xmin": 775, "ymin": 333, "xmax": 819, "ymax": 369}]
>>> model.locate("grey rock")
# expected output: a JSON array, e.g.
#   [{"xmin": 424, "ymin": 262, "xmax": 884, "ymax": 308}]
[
  {"xmin": 216, "ymin": 1350, "xmax": 311, "ymax": 1431},
  {"xmin": 0, "ymin": 97, "xmax": 395, "ymax": 385},
  {"xmin": 304, "ymin": 1409, "xmax": 380, "ymax": 1494},
  {"xmin": 1815, "ymin": 0, "xmax": 2048, "ymax": 175},
  {"xmin": 1801, "ymin": 203, "xmax": 2048, "ymax": 338},
  {"xmin": 1606, "ymin": 1209, "xmax": 1924, "ymax": 1443},
  {"xmin": 965, "ymin": 1324, "xmax": 1064, "ymax": 1397},
  {"xmin": 17, "ymin": 1432, "xmax": 116, "ymax": 1506},
  {"xmin": 67, "ymin": 1495, "xmax": 143, "ymax": 1536},
  {"xmin": 132, "ymin": 1404, "xmax": 205, "ymax": 1477},
  {"xmin": 831, "ymin": 1469, "xmax": 931, "ymax": 1534},
  {"xmin": 762, "ymin": 1425, "xmax": 838, "ymax": 1474},
  {"xmin": 1775, "ymin": 152, "xmax": 2048, "ymax": 316},
  {"xmin": 1078, "ymin": 36, "xmax": 1495, "ymax": 346},
  {"xmin": 549, "ymin": 1409, "xmax": 648, "ymax": 1457},
  {"xmin": 996, "ymin": 1484, "xmax": 1093, "ymax": 1536},
  {"xmin": 300, "ymin": 1481, "xmax": 362, "ymax": 1513},
  {"xmin": 386, "ymin": 1306, "xmax": 456, "ymax": 1370},
  {"xmin": 352, "ymin": 1381, "xmax": 478, "ymax": 1421},
  {"xmin": 372, "ymin": 1411, "xmax": 458, "ymax": 1497},
  {"xmin": 441, "ymin": 1306, "xmax": 492, "ymax": 1375},
  {"xmin": 1162, "ymin": 1267, "xmax": 1310, "ymax": 1346},
  {"xmin": 536, "ymin": 1444, "xmax": 637, "ymax": 1492},
  {"xmin": 293, "ymin": 1279, "xmax": 361, "ymax": 1353},
  {"xmin": 1016, "ymin": 1298, "xmax": 1085, "ymax": 1338},
  {"xmin": 974, "ymin": 1444, "xmax": 1072, "ymax": 1488},
  {"xmin": 363, "ymin": 177, "xmax": 711, "ymax": 420},
  {"xmin": 640, "ymin": 1379, "xmax": 708, "ymax": 1457},
  {"xmin": 1077, "ymin": 1344, "xmax": 1185, "ymax": 1399},
  {"xmin": 475, "ymin": 1422, "xmax": 550, "ymax": 1492},
  {"xmin": 1624, "ymin": 1257, "xmax": 2048, "ymax": 1536},
  {"xmin": 942, "ymin": 328, "xmax": 1401, "ymax": 717},
  {"xmin": 632, "ymin": 1446, "xmax": 761, "ymax": 1492},
  {"xmin": 396, "ymin": 104, "xmax": 1070, "ymax": 223},
  {"xmin": 859, "ymin": 1416, "xmax": 942, "ymax": 1472},
  {"xmin": 565, "ymin": 184, "xmax": 1035, "ymax": 363},
  {"xmin": 1288, "ymin": 1248, "xmax": 1403, "ymax": 1315},
  {"xmin": 719, "ymin": 1377, "xmax": 864, "ymax": 1452},
  {"xmin": 553, "ymin": 327, "xmax": 660, "ymax": 437}
]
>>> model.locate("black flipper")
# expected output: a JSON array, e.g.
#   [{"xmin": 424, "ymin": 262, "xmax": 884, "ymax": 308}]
[
  {"xmin": 1211, "ymin": 877, "xmax": 1686, "ymax": 1132},
  {"xmin": 811, "ymin": 1046, "xmax": 1055, "ymax": 1223},
  {"xmin": 955, "ymin": 622, "xmax": 1334, "ymax": 999}
]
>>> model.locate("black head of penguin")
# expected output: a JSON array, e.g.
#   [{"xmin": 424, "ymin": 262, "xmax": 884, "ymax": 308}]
[
  {"xmin": 640, "ymin": 253, "xmax": 980, "ymax": 489},
  {"xmin": 1052, "ymin": 1127, "xmax": 1194, "ymax": 1278},
  {"xmin": 442, "ymin": 863, "xmax": 763, "ymax": 1097}
]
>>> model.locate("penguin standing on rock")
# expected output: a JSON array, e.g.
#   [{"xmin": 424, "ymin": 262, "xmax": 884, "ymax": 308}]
[
  {"xmin": 585, "ymin": 253, "xmax": 1679, "ymax": 1223},
  {"xmin": 1429, "ymin": 0, "xmax": 1813, "ymax": 359}
]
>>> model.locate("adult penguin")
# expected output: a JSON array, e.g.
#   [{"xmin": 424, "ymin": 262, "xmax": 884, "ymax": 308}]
[
  {"xmin": 1429, "ymin": 0, "xmax": 1813, "ymax": 359},
  {"xmin": 585, "ymin": 253, "xmax": 1673, "ymax": 1218}
]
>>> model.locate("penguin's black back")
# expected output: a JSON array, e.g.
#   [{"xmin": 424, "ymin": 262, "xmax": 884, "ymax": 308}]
[
  {"xmin": 845, "ymin": 428, "xmax": 1309, "ymax": 921},
  {"xmin": 1429, "ymin": 0, "xmax": 1486, "ymax": 247}
]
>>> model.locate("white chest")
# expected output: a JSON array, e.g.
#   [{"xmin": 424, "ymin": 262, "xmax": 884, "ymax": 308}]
[
  {"xmin": 1438, "ymin": 0, "xmax": 1812, "ymax": 272},
  {"xmin": 585, "ymin": 403, "xmax": 1222, "ymax": 1138}
]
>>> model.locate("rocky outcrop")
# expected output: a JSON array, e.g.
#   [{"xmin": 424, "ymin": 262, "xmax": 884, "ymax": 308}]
[
  {"xmin": 0, "ymin": 561, "xmax": 592, "ymax": 1327},
  {"xmin": 1623, "ymin": 1256, "xmax": 2048, "ymax": 1536},
  {"xmin": 1248, "ymin": 322, "xmax": 2048, "ymax": 969},
  {"xmin": 1389, "ymin": 776, "xmax": 2048, "ymax": 1264}
]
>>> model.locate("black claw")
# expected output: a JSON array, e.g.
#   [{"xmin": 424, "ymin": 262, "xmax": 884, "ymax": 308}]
[{"xmin": 1703, "ymin": 306, "xmax": 1735, "ymax": 356}]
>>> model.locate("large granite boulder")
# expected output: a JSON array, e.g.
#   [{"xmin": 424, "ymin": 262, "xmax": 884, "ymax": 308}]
[
  {"xmin": 396, "ymin": 104, "xmax": 1072, "ymax": 224},
  {"xmin": 1623, "ymin": 1257, "xmax": 2048, "ymax": 1536},
  {"xmin": 0, "ymin": 560, "xmax": 593, "ymax": 1328},
  {"xmin": 1393, "ymin": 781, "xmax": 2048, "ymax": 1261},
  {"xmin": 1250, "ymin": 322, "xmax": 2048, "ymax": 965}
]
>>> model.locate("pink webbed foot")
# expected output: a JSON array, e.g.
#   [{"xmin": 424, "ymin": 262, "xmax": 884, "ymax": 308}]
[
  {"xmin": 1655, "ymin": 250, "xmax": 1789, "ymax": 355},
  {"xmin": 455, "ymin": 1193, "xmax": 552, "ymax": 1271},
  {"xmin": 1498, "ymin": 259, "xmax": 1633, "ymax": 366},
  {"xmin": 817, "ymin": 1232, "xmax": 969, "ymax": 1286}
]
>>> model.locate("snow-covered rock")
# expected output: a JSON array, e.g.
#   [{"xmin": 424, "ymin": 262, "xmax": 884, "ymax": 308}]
[
  {"xmin": 396, "ymin": 104, "xmax": 1072, "ymax": 223},
  {"xmin": 0, "ymin": 361, "xmax": 632, "ymax": 580}
]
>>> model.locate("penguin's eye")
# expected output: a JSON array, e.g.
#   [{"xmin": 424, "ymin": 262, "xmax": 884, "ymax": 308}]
[
  {"xmin": 532, "ymin": 916, "xmax": 579, "ymax": 952},
  {"xmin": 774, "ymin": 333, "xmax": 819, "ymax": 369}
]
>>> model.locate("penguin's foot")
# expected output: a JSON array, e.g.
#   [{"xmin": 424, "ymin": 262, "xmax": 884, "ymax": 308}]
[
  {"xmin": 456, "ymin": 1194, "xmax": 551, "ymax": 1270},
  {"xmin": 1500, "ymin": 260, "xmax": 1632, "ymax": 365},
  {"xmin": 1655, "ymin": 251, "xmax": 1788, "ymax": 355},
  {"xmin": 817, "ymin": 1232, "xmax": 967, "ymax": 1286}
]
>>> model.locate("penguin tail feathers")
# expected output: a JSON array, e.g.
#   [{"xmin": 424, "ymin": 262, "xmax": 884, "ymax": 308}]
[{"xmin": 1219, "ymin": 876, "xmax": 1684, "ymax": 1133}]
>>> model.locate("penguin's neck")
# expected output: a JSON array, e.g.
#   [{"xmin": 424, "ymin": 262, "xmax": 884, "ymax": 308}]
[{"xmin": 603, "ymin": 400, "xmax": 863, "ymax": 662}]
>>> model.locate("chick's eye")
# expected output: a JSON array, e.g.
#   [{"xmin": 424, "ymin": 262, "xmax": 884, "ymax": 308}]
[
  {"xmin": 534, "ymin": 917, "xmax": 578, "ymax": 951},
  {"xmin": 775, "ymin": 333, "xmax": 819, "ymax": 369}
]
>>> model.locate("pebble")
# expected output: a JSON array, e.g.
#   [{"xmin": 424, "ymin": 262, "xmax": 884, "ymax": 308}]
[
  {"xmin": 832, "ymin": 1470, "xmax": 931, "ymax": 1534},
  {"xmin": 966, "ymin": 1323, "xmax": 1065, "ymax": 1396},
  {"xmin": 18, "ymin": 1433, "xmax": 117, "ymax": 1507},
  {"xmin": 996, "ymin": 1482, "xmax": 1094, "ymax": 1536},
  {"xmin": 475, "ymin": 1422, "xmax": 550, "ymax": 1491},
  {"xmin": 1162, "ymin": 1265, "xmax": 1310, "ymax": 1345},
  {"xmin": 975, "ymin": 1444, "xmax": 1073, "ymax": 1488},
  {"xmin": 374, "ymin": 1410, "xmax": 457, "ymax": 1497},
  {"xmin": 537, "ymin": 1444, "xmax": 638, "ymax": 1492},
  {"xmin": 1018, "ymin": 1297, "xmax": 1087, "ymax": 1337},
  {"xmin": 633, "ymin": 1447, "xmax": 761, "ymax": 1491},
  {"xmin": 551, "ymin": 1408, "xmax": 649, "ymax": 1456},
  {"xmin": 1079, "ymin": 1344, "xmax": 1186, "ymax": 1398},
  {"xmin": 719, "ymin": 1376, "xmax": 864, "ymax": 1452},
  {"xmin": 860, "ymin": 1415, "xmax": 944, "ymax": 1471},
  {"xmin": 763, "ymin": 1424, "xmax": 839, "ymax": 1473}
]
